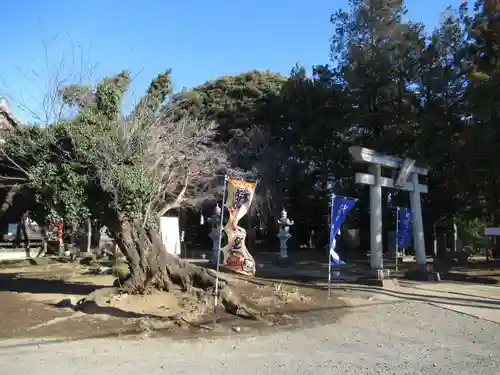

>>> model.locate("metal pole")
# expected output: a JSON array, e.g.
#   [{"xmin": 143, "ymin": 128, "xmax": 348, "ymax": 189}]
[
  {"xmin": 86, "ymin": 218, "xmax": 92, "ymax": 253},
  {"xmin": 433, "ymin": 224, "xmax": 437, "ymax": 259},
  {"xmin": 395, "ymin": 206, "xmax": 399, "ymax": 272},
  {"xmin": 491, "ymin": 237, "xmax": 496, "ymax": 261},
  {"xmin": 213, "ymin": 175, "xmax": 228, "ymax": 329},
  {"xmin": 327, "ymin": 194, "xmax": 334, "ymax": 299}
]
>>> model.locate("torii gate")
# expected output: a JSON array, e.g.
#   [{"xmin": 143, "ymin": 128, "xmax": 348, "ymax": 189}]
[{"xmin": 349, "ymin": 146, "xmax": 428, "ymax": 276}]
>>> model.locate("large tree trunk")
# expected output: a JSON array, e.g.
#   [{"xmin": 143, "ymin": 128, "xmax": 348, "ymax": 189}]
[{"xmin": 108, "ymin": 219, "xmax": 264, "ymax": 321}]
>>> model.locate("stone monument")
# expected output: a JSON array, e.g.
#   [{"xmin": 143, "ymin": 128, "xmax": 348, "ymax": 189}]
[
  {"xmin": 208, "ymin": 204, "xmax": 222, "ymax": 264},
  {"xmin": 277, "ymin": 208, "xmax": 294, "ymax": 259}
]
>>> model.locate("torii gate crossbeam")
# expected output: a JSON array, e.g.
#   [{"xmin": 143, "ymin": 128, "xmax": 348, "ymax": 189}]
[{"xmin": 349, "ymin": 146, "xmax": 429, "ymax": 277}]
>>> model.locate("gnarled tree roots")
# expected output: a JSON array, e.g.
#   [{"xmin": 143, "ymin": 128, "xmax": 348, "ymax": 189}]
[{"xmin": 111, "ymin": 220, "xmax": 266, "ymax": 322}]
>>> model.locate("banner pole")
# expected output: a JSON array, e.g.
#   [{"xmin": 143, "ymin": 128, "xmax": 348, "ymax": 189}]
[
  {"xmin": 327, "ymin": 194, "xmax": 334, "ymax": 299},
  {"xmin": 213, "ymin": 175, "xmax": 228, "ymax": 329},
  {"xmin": 395, "ymin": 206, "xmax": 399, "ymax": 272}
]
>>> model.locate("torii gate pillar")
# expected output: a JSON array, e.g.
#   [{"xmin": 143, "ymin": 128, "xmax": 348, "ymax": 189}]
[
  {"xmin": 349, "ymin": 147, "xmax": 429, "ymax": 275},
  {"xmin": 369, "ymin": 164, "xmax": 383, "ymax": 271}
]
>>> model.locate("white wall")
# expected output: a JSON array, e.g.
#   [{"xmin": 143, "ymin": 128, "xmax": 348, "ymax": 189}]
[{"xmin": 159, "ymin": 217, "xmax": 181, "ymax": 256}]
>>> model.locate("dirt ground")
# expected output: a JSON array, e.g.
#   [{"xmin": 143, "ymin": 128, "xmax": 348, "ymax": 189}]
[
  {"xmin": 2, "ymin": 255, "xmax": 500, "ymax": 341},
  {"xmin": 0, "ymin": 262, "xmax": 352, "ymax": 340},
  {"xmin": 437, "ymin": 258, "xmax": 500, "ymax": 284}
]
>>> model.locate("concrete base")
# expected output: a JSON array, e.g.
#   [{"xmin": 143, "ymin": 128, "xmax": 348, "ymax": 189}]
[
  {"xmin": 355, "ymin": 276, "xmax": 400, "ymax": 288},
  {"xmin": 368, "ymin": 269, "xmax": 391, "ymax": 279},
  {"xmin": 405, "ymin": 268, "xmax": 441, "ymax": 282},
  {"xmin": 272, "ymin": 256, "xmax": 293, "ymax": 267}
]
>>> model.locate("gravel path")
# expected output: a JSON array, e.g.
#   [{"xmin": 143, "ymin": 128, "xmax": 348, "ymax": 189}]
[{"xmin": 0, "ymin": 301, "xmax": 499, "ymax": 375}]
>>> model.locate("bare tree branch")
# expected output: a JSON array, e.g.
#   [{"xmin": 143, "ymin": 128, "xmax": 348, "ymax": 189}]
[
  {"xmin": 4, "ymin": 27, "xmax": 98, "ymax": 126},
  {"xmin": 0, "ymin": 148, "xmax": 31, "ymax": 178},
  {"xmin": 157, "ymin": 174, "xmax": 189, "ymax": 217},
  {"xmin": 92, "ymin": 102, "xmax": 234, "ymax": 223}
]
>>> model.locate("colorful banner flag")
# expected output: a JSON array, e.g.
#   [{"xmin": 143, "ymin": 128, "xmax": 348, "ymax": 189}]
[
  {"xmin": 220, "ymin": 178, "xmax": 257, "ymax": 276},
  {"xmin": 329, "ymin": 195, "xmax": 357, "ymax": 265},
  {"xmin": 397, "ymin": 207, "xmax": 413, "ymax": 249}
]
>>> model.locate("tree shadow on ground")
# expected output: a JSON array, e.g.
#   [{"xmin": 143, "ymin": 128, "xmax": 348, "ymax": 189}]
[
  {"xmin": 439, "ymin": 273, "xmax": 499, "ymax": 284},
  {"xmin": 404, "ymin": 284, "xmax": 500, "ymax": 301},
  {"xmin": 243, "ymin": 269, "xmax": 500, "ymax": 311},
  {"xmin": 150, "ymin": 298, "xmax": 404, "ymax": 339},
  {"xmin": 253, "ymin": 269, "xmax": 359, "ymax": 285},
  {"xmin": 254, "ymin": 258, "xmax": 500, "ymax": 286},
  {"xmin": 0, "ymin": 273, "xmax": 105, "ymax": 295},
  {"xmin": 331, "ymin": 284, "xmax": 500, "ymax": 311},
  {"xmin": 0, "ymin": 298, "xmax": 403, "ymax": 348},
  {"xmin": 449, "ymin": 259, "xmax": 500, "ymax": 270},
  {"xmin": 0, "ymin": 273, "xmax": 164, "ymax": 319},
  {"xmin": 49, "ymin": 299, "xmax": 162, "ymax": 319}
]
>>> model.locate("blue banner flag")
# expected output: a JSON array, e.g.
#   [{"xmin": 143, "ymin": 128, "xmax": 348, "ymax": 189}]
[
  {"xmin": 329, "ymin": 195, "xmax": 357, "ymax": 265},
  {"xmin": 397, "ymin": 207, "xmax": 413, "ymax": 249}
]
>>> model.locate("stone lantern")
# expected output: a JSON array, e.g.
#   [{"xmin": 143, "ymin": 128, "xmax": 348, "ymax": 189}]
[{"xmin": 207, "ymin": 204, "xmax": 222, "ymax": 264}]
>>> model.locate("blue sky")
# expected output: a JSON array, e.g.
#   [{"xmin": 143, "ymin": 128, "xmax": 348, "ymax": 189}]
[{"xmin": 1, "ymin": 0, "xmax": 463, "ymax": 123}]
